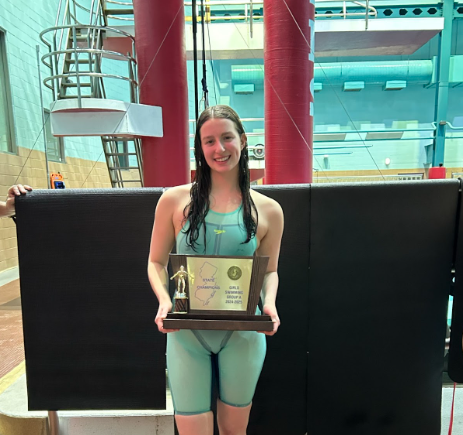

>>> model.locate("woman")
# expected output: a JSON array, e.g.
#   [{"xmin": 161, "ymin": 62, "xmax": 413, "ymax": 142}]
[{"xmin": 147, "ymin": 105, "xmax": 284, "ymax": 435}]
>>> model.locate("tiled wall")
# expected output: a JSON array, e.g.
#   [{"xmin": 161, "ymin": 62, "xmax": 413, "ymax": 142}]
[{"xmin": 0, "ymin": 145, "xmax": 142, "ymax": 273}]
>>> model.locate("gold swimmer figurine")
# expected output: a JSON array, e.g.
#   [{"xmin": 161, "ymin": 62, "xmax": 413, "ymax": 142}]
[{"xmin": 170, "ymin": 265, "xmax": 189, "ymax": 298}]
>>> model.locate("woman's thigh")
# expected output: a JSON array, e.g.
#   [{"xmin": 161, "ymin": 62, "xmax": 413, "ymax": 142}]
[
  {"xmin": 217, "ymin": 331, "xmax": 267, "ymax": 407},
  {"xmin": 167, "ymin": 330, "xmax": 213, "ymax": 415}
]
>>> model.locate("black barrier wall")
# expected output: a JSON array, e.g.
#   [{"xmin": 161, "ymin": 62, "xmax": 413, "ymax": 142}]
[
  {"xmin": 16, "ymin": 189, "xmax": 166, "ymax": 410},
  {"xmin": 15, "ymin": 181, "xmax": 461, "ymax": 434}
]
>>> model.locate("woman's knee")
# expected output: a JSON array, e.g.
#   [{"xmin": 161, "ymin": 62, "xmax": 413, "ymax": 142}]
[
  {"xmin": 217, "ymin": 400, "xmax": 251, "ymax": 435},
  {"xmin": 175, "ymin": 411, "xmax": 214, "ymax": 435}
]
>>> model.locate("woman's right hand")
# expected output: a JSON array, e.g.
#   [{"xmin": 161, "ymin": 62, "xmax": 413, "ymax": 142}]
[{"xmin": 155, "ymin": 301, "xmax": 179, "ymax": 334}]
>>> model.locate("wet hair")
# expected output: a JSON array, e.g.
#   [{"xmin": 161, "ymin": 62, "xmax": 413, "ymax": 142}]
[{"xmin": 183, "ymin": 105, "xmax": 258, "ymax": 251}]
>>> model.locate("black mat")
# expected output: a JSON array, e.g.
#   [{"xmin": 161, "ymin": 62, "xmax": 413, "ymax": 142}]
[
  {"xmin": 14, "ymin": 181, "xmax": 462, "ymax": 434},
  {"xmin": 306, "ymin": 180, "xmax": 457, "ymax": 435},
  {"xmin": 16, "ymin": 189, "xmax": 166, "ymax": 410}
]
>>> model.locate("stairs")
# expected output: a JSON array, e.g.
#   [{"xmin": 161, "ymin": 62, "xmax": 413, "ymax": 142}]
[{"xmin": 60, "ymin": 26, "xmax": 106, "ymax": 100}]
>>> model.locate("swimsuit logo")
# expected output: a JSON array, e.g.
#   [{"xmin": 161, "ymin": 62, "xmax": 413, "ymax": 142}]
[
  {"xmin": 214, "ymin": 229, "xmax": 226, "ymax": 235},
  {"xmin": 227, "ymin": 266, "xmax": 242, "ymax": 280}
]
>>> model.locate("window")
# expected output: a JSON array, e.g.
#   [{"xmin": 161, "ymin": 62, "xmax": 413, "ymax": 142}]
[
  {"xmin": 0, "ymin": 29, "xmax": 16, "ymax": 153},
  {"xmin": 44, "ymin": 110, "xmax": 65, "ymax": 162}
]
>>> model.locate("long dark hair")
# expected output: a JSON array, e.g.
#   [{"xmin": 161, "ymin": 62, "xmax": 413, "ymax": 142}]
[{"xmin": 183, "ymin": 105, "xmax": 258, "ymax": 251}]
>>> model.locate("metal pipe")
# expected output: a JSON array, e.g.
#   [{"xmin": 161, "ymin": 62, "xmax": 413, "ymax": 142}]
[
  {"xmin": 54, "ymin": 0, "xmax": 64, "ymax": 31},
  {"xmin": 71, "ymin": 26, "xmax": 82, "ymax": 108},
  {"xmin": 48, "ymin": 411, "xmax": 59, "ymax": 435},
  {"xmin": 41, "ymin": 24, "xmax": 136, "ymax": 42},
  {"xmin": 43, "ymin": 72, "xmax": 137, "ymax": 88},
  {"xmin": 200, "ymin": 0, "xmax": 208, "ymax": 109},
  {"xmin": 193, "ymin": 0, "xmax": 199, "ymax": 121},
  {"xmin": 445, "ymin": 122, "xmax": 463, "ymax": 131},
  {"xmin": 185, "ymin": 1, "xmax": 263, "ymax": 5},
  {"xmin": 106, "ymin": 0, "xmax": 132, "ymax": 4},
  {"xmin": 89, "ymin": 0, "xmax": 95, "ymax": 24},
  {"xmin": 365, "ymin": 0, "xmax": 370, "ymax": 30},
  {"xmin": 250, "ymin": 0, "xmax": 253, "ymax": 37},
  {"xmin": 51, "ymin": 39, "xmax": 58, "ymax": 100},
  {"xmin": 72, "ymin": 0, "xmax": 78, "ymax": 23},
  {"xmin": 36, "ymin": 45, "xmax": 51, "ymax": 189},
  {"xmin": 42, "ymin": 47, "xmax": 134, "ymax": 63}
]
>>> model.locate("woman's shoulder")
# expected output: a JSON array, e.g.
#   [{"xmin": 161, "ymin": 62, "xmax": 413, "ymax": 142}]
[
  {"xmin": 250, "ymin": 189, "xmax": 283, "ymax": 218},
  {"xmin": 157, "ymin": 184, "xmax": 192, "ymax": 210},
  {"xmin": 162, "ymin": 183, "xmax": 192, "ymax": 200}
]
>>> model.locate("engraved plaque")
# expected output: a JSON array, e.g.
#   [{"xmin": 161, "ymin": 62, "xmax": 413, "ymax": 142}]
[{"xmin": 187, "ymin": 257, "xmax": 253, "ymax": 311}]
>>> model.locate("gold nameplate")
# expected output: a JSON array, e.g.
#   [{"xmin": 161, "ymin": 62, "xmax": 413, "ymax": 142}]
[{"xmin": 186, "ymin": 257, "xmax": 253, "ymax": 311}]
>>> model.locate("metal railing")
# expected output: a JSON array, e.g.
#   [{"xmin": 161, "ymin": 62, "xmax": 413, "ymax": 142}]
[
  {"xmin": 40, "ymin": 24, "xmax": 138, "ymax": 106},
  {"xmin": 312, "ymin": 173, "xmax": 425, "ymax": 183},
  {"xmin": 103, "ymin": 0, "xmax": 378, "ymax": 35}
]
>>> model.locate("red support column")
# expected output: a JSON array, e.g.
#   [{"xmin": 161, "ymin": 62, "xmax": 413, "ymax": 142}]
[
  {"xmin": 133, "ymin": 0, "xmax": 189, "ymax": 187},
  {"xmin": 264, "ymin": 0, "xmax": 315, "ymax": 184}
]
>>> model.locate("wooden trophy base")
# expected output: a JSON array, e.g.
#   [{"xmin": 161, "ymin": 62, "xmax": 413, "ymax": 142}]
[
  {"xmin": 164, "ymin": 313, "xmax": 273, "ymax": 331},
  {"xmin": 174, "ymin": 297, "xmax": 188, "ymax": 313}
]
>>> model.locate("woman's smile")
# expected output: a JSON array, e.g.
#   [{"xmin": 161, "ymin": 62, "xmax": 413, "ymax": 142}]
[{"xmin": 214, "ymin": 156, "xmax": 230, "ymax": 162}]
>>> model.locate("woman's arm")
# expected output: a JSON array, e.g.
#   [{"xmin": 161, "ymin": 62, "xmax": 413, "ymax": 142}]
[
  {"xmin": 147, "ymin": 189, "xmax": 179, "ymax": 333},
  {"xmin": 0, "ymin": 184, "xmax": 32, "ymax": 218},
  {"xmin": 257, "ymin": 200, "xmax": 284, "ymax": 336}
]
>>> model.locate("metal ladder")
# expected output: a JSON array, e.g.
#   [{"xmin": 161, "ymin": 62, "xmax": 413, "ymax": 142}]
[
  {"xmin": 60, "ymin": 26, "xmax": 106, "ymax": 99},
  {"xmin": 99, "ymin": 0, "xmax": 142, "ymax": 187},
  {"xmin": 102, "ymin": 136, "xmax": 143, "ymax": 188},
  {"xmin": 42, "ymin": 0, "xmax": 144, "ymax": 187}
]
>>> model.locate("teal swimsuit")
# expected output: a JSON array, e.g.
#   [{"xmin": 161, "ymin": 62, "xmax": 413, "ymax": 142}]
[{"xmin": 167, "ymin": 206, "xmax": 267, "ymax": 415}]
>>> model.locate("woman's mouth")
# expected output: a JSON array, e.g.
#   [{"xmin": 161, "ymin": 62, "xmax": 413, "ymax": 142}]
[{"xmin": 215, "ymin": 156, "xmax": 230, "ymax": 162}]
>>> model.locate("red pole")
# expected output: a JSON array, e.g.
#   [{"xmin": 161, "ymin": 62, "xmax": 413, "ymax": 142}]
[
  {"xmin": 264, "ymin": 0, "xmax": 315, "ymax": 184},
  {"xmin": 133, "ymin": 0, "xmax": 190, "ymax": 187}
]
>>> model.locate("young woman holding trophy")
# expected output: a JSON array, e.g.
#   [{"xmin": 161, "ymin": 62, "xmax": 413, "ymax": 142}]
[{"xmin": 148, "ymin": 105, "xmax": 284, "ymax": 435}]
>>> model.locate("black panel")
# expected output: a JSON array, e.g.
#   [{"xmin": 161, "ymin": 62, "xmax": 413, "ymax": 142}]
[
  {"xmin": 14, "ymin": 181, "xmax": 459, "ymax": 429},
  {"xmin": 449, "ymin": 179, "xmax": 463, "ymax": 382},
  {"xmin": 308, "ymin": 180, "xmax": 457, "ymax": 435},
  {"xmin": 248, "ymin": 185, "xmax": 311, "ymax": 435},
  {"xmin": 16, "ymin": 189, "xmax": 166, "ymax": 411}
]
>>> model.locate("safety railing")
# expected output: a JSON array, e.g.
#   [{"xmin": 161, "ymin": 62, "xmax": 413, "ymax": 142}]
[
  {"xmin": 40, "ymin": 24, "xmax": 138, "ymax": 106},
  {"xmin": 105, "ymin": 0, "xmax": 134, "ymax": 21},
  {"xmin": 103, "ymin": 0, "xmax": 377, "ymax": 35},
  {"xmin": 312, "ymin": 173, "xmax": 425, "ymax": 183}
]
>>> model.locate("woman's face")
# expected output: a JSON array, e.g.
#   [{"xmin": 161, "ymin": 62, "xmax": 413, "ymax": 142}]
[{"xmin": 199, "ymin": 118, "xmax": 246, "ymax": 174}]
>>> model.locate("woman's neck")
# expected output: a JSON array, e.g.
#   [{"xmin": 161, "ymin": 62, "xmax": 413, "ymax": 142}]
[
  {"xmin": 210, "ymin": 168, "xmax": 240, "ymax": 195},
  {"xmin": 209, "ymin": 169, "xmax": 242, "ymax": 207}
]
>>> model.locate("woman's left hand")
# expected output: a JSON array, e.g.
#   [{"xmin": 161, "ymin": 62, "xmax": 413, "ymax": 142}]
[{"xmin": 260, "ymin": 304, "xmax": 280, "ymax": 336}]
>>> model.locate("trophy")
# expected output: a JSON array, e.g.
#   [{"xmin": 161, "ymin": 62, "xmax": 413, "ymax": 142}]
[{"xmin": 164, "ymin": 254, "xmax": 273, "ymax": 331}]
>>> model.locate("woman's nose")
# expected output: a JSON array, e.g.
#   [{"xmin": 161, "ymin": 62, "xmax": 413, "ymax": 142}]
[{"xmin": 216, "ymin": 140, "xmax": 226, "ymax": 151}]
